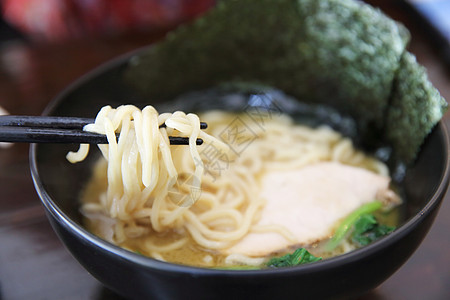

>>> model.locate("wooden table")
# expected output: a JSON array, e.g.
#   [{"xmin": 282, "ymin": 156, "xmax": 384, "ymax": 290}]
[{"xmin": 0, "ymin": 1, "xmax": 449, "ymax": 299}]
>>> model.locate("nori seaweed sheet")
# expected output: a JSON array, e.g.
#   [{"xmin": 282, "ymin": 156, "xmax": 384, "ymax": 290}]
[
  {"xmin": 125, "ymin": 0, "xmax": 446, "ymax": 164},
  {"xmin": 386, "ymin": 52, "xmax": 447, "ymax": 163}
]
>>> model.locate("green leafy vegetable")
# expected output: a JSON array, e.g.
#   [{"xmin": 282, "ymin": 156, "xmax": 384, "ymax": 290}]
[
  {"xmin": 352, "ymin": 214, "xmax": 395, "ymax": 246},
  {"xmin": 267, "ymin": 248, "xmax": 322, "ymax": 268},
  {"xmin": 326, "ymin": 201, "xmax": 382, "ymax": 251}
]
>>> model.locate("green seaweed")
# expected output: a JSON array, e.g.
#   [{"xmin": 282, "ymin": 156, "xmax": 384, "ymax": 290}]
[
  {"xmin": 386, "ymin": 52, "xmax": 448, "ymax": 163},
  {"xmin": 125, "ymin": 0, "xmax": 445, "ymax": 164},
  {"xmin": 126, "ymin": 0, "xmax": 408, "ymax": 128}
]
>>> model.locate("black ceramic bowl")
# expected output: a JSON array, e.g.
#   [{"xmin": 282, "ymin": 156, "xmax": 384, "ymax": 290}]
[{"xmin": 30, "ymin": 51, "xmax": 450, "ymax": 300}]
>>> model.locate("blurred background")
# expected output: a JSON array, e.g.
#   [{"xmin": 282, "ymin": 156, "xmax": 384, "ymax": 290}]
[
  {"xmin": 2, "ymin": 0, "xmax": 214, "ymax": 42},
  {"xmin": 0, "ymin": 1, "xmax": 449, "ymax": 299},
  {"xmin": 0, "ymin": 0, "xmax": 215, "ymax": 116}
]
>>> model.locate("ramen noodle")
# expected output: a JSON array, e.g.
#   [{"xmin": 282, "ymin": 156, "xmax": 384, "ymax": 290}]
[{"xmin": 69, "ymin": 105, "xmax": 400, "ymax": 268}]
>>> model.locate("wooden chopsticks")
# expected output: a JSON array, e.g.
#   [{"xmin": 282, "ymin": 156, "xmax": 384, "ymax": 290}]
[{"xmin": 0, "ymin": 116, "xmax": 206, "ymax": 145}]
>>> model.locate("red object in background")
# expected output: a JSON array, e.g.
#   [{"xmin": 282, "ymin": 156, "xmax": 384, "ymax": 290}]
[{"xmin": 2, "ymin": 0, "xmax": 215, "ymax": 42}]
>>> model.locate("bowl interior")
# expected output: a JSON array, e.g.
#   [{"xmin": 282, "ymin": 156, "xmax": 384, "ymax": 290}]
[{"xmin": 32, "ymin": 52, "xmax": 449, "ymax": 264}]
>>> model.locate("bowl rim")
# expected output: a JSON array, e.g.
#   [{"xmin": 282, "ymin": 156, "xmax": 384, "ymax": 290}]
[{"xmin": 29, "ymin": 50, "xmax": 450, "ymax": 277}]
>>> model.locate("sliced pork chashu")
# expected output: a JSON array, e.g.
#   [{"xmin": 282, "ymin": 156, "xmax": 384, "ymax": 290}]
[{"xmin": 224, "ymin": 162, "xmax": 398, "ymax": 257}]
